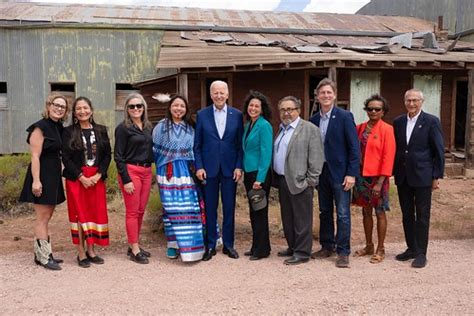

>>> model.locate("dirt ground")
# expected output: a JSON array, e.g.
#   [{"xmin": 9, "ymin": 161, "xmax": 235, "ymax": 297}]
[{"xmin": 0, "ymin": 178, "xmax": 473, "ymax": 314}]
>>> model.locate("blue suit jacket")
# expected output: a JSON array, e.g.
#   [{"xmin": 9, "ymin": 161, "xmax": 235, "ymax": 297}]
[
  {"xmin": 193, "ymin": 105, "xmax": 244, "ymax": 178},
  {"xmin": 393, "ymin": 111, "xmax": 445, "ymax": 187},
  {"xmin": 310, "ymin": 106, "xmax": 360, "ymax": 184}
]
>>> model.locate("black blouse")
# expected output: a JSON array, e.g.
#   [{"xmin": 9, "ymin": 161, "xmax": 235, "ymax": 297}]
[{"xmin": 114, "ymin": 121, "xmax": 153, "ymax": 184}]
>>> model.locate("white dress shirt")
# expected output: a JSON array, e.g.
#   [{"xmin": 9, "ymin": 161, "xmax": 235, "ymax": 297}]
[
  {"xmin": 406, "ymin": 111, "xmax": 421, "ymax": 144},
  {"xmin": 213, "ymin": 104, "xmax": 227, "ymax": 139}
]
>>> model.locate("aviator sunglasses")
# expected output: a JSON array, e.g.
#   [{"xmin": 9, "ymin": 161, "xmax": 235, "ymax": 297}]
[{"xmin": 127, "ymin": 103, "xmax": 144, "ymax": 110}]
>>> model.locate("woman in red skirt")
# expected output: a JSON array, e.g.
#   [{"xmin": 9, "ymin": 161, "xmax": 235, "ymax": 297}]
[{"xmin": 62, "ymin": 97, "xmax": 111, "ymax": 268}]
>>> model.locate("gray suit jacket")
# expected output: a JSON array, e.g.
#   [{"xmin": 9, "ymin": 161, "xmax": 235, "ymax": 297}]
[{"xmin": 284, "ymin": 119, "xmax": 324, "ymax": 195}]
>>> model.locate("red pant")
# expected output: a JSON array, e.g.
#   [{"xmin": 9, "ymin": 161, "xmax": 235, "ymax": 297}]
[{"xmin": 118, "ymin": 164, "xmax": 152, "ymax": 244}]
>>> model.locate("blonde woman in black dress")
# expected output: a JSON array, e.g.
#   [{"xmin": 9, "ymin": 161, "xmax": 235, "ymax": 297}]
[{"xmin": 19, "ymin": 94, "xmax": 69, "ymax": 271}]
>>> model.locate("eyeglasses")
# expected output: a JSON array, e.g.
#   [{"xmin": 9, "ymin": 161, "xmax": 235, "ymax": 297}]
[
  {"xmin": 365, "ymin": 107, "xmax": 383, "ymax": 113},
  {"xmin": 405, "ymin": 98, "xmax": 422, "ymax": 104},
  {"xmin": 127, "ymin": 103, "xmax": 144, "ymax": 110},
  {"xmin": 279, "ymin": 107, "xmax": 298, "ymax": 114},
  {"xmin": 51, "ymin": 103, "xmax": 67, "ymax": 110}
]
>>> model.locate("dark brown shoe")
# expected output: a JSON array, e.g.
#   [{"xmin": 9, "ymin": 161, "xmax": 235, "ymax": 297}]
[
  {"xmin": 311, "ymin": 248, "xmax": 335, "ymax": 259},
  {"xmin": 335, "ymin": 255, "xmax": 350, "ymax": 268}
]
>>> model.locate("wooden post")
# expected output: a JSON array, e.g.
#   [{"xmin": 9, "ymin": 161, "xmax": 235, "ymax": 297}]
[
  {"xmin": 328, "ymin": 65, "xmax": 338, "ymax": 104},
  {"xmin": 178, "ymin": 74, "xmax": 188, "ymax": 100},
  {"xmin": 465, "ymin": 69, "xmax": 474, "ymax": 171}
]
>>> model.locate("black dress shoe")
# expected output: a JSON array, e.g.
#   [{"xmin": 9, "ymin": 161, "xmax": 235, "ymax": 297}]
[
  {"xmin": 130, "ymin": 251, "xmax": 149, "ymax": 264},
  {"xmin": 277, "ymin": 249, "xmax": 293, "ymax": 257},
  {"xmin": 250, "ymin": 254, "xmax": 269, "ymax": 261},
  {"xmin": 77, "ymin": 256, "xmax": 91, "ymax": 268},
  {"xmin": 86, "ymin": 251, "xmax": 105, "ymax": 264},
  {"xmin": 223, "ymin": 247, "xmax": 239, "ymax": 259},
  {"xmin": 127, "ymin": 247, "xmax": 151, "ymax": 258},
  {"xmin": 202, "ymin": 248, "xmax": 216, "ymax": 261},
  {"xmin": 395, "ymin": 249, "xmax": 416, "ymax": 261},
  {"xmin": 284, "ymin": 256, "xmax": 309, "ymax": 265},
  {"xmin": 244, "ymin": 250, "xmax": 253, "ymax": 256},
  {"xmin": 411, "ymin": 254, "xmax": 427, "ymax": 268},
  {"xmin": 35, "ymin": 256, "xmax": 62, "ymax": 270}
]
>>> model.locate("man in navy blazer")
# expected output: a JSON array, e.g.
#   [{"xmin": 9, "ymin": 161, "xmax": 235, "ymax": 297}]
[
  {"xmin": 309, "ymin": 78, "xmax": 360, "ymax": 268},
  {"xmin": 393, "ymin": 88, "xmax": 444, "ymax": 268},
  {"xmin": 194, "ymin": 80, "xmax": 244, "ymax": 261}
]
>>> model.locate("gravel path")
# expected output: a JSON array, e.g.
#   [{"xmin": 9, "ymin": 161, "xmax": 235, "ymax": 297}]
[{"xmin": 1, "ymin": 239, "xmax": 473, "ymax": 314}]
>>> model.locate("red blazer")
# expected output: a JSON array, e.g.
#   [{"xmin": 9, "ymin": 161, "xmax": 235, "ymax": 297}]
[{"xmin": 356, "ymin": 120, "xmax": 396, "ymax": 177}]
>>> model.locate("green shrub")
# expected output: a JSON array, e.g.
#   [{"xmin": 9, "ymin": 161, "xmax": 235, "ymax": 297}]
[{"xmin": 0, "ymin": 154, "xmax": 31, "ymax": 213}]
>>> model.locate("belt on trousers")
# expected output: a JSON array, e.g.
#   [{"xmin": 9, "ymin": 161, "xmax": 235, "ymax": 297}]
[{"xmin": 127, "ymin": 162, "xmax": 152, "ymax": 168}]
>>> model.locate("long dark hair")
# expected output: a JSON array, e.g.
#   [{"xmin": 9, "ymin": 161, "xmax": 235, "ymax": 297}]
[
  {"xmin": 243, "ymin": 90, "xmax": 272, "ymax": 122},
  {"xmin": 165, "ymin": 94, "xmax": 194, "ymax": 129},
  {"xmin": 68, "ymin": 96, "xmax": 103, "ymax": 151}
]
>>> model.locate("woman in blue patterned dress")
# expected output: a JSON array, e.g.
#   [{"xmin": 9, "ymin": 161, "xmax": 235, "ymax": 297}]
[{"xmin": 152, "ymin": 95, "xmax": 205, "ymax": 262}]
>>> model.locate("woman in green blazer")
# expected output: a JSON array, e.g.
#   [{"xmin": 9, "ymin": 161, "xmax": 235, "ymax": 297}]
[{"xmin": 242, "ymin": 90, "xmax": 273, "ymax": 260}]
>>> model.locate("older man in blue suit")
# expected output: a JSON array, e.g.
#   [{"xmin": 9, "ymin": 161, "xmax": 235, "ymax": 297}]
[
  {"xmin": 194, "ymin": 80, "xmax": 244, "ymax": 261},
  {"xmin": 310, "ymin": 78, "xmax": 360, "ymax": 268},
  {"xmin": 393, "ymin": 88, "xmax": 444, "ymax": 268}
]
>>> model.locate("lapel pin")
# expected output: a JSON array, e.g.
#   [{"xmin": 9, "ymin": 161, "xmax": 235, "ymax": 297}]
[
  {"xmin": 418, "ymin": 125, "xmax": 422, "ymax": 128},
  {"xmin": 332, "ymin": 115, "xmax": 336, "ymax": 119}
]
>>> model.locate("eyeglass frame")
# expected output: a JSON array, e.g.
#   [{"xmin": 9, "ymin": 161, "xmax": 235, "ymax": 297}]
[{"xmin": 51, "ymin": 102, "xmax": 67, "ymax": 111}]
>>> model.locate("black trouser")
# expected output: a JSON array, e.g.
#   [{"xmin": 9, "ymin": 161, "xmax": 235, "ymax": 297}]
[
  {"xmin": 277, "ymin": 175, "xmax": 313, "ymax": 259},
  {"xmin": 243, "ymin": 170, "xmax": 271, "ymax": 257},
  {"xmin": 397, "ymin": 180, "xmax": 432, "ymax": 256}
]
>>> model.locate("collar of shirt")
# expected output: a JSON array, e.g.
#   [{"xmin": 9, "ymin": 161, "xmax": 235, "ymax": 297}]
[
  {"xmin": 406, "ymin": 110, "xmax": 421, "ymax": 122},
  {"xmin": 320, "ymin": 106, "xmax": 334, "ymax": 119},
  {"xmin": 279, "ymin": 116, "xmax": 300, "ymax": 132},
  {"xmin": 213, "ymin": 104, "xmax": 227, "ymax": 113}
]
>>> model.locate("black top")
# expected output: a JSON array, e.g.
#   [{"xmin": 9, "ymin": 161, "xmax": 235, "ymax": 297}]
[
  {"xmin": 114, "ymin": 121, "xmax": 153, "ymax": 184},
  {"xmin": 19, "ymin": 118, "xmax": 66, "ymax": 205},
  {"xmin": 62, "ymin": 124, "xmax": 112, "ymax": 181}
]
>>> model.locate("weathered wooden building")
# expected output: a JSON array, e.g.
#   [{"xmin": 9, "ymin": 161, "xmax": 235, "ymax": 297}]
[{"xmin": 1, "ymin": 2, "xmax": 474, "ymax": 175}]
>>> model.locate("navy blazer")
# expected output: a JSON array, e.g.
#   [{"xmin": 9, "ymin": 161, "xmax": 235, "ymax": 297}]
[
  {"xmin": 393, "ymin": 111, "xmax": 445, "ymax": 187},
  {"xmin": 310, "ymin": 106, "xmax": 360, "ymax": 184},
  {"xmin": 194, "ymin": 105, "xmax": 244, "ymax": 178}
]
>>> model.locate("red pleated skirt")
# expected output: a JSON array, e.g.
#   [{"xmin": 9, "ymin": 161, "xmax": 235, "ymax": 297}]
[{"xmin": 65, "ymin": 166, "xmax": 109, "ymax": 246}]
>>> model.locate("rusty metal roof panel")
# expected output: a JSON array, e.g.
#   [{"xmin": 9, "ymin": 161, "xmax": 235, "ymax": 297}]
[{"xmin": 0, "ymin": 2, "xmax": 436, "ymax": 32}]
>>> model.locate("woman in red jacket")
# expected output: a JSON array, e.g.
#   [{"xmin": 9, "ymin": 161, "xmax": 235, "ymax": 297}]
[{"xmin": 353, "ymin": 94, "xmax": 395, "ymax": 263}]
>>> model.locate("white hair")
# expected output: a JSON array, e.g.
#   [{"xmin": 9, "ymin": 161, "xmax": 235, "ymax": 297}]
[
  {"xmin": 404, "ymin": 88, "xmax": 424, "ymax": 100},
  {"xmin": 210, "ymin": 80, "xmax": 228, "ymax": 92}
]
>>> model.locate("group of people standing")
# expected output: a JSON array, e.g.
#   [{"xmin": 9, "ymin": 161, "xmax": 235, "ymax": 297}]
[{"xmin": 19, "ymin": 78, "xmax": 444, "ymax": 270}]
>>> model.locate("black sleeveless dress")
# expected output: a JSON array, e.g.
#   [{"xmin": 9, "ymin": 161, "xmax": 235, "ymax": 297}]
[{"xmin": 19, "ymin": 118, "xmax": 66, "ymax": 205}]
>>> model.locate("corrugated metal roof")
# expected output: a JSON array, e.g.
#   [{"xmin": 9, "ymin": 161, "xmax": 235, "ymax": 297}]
[
  {"xmin": 157, "ymin": 30, "xmax": 474, "ymax": 70},
  {"xmin": 0, "ymin": 2, "xmax": 435, "ymax": 33}
]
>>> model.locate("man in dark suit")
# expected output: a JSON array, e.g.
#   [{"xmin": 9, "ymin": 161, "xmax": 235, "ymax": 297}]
[
  {"xmin": 194, "ymin": 80, "xmax": 244, "ymax": 261},
  {"xmin": 393, "ymin": 88, "xmax": 444, "ymax": 268},
  {"xmin": 309, "ymin": 78, "xmax": 360, "ymax": 268},
  {"xmin": 273, "ymin": 96, "xmax": 324, "ymax": 265}
]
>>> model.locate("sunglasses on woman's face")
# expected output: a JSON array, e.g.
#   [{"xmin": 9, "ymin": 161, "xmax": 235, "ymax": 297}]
[
  {"xmin": 365, "ymin": 107, "xmax": 383, "ymax": 113},
  {"xmin": 127, "ymin": 103, "xmax": 144, "ymax": 110}
]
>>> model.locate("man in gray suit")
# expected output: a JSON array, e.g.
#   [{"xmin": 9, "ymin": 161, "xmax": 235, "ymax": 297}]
[{"xmin": 273, "ymin": 96, "xmax": 324, "ymax": 265}]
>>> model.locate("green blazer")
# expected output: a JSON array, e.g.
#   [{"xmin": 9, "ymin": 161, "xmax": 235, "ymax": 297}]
[{"xmin": 242, "ymin": 116, "xmax": 273, "ymax": 183}]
